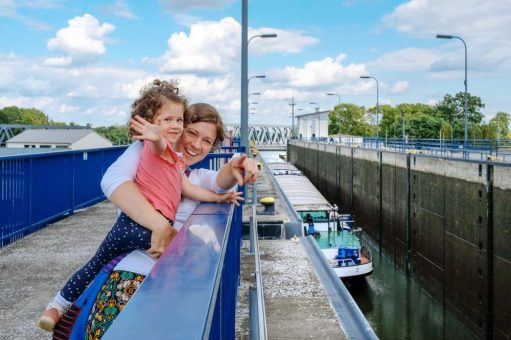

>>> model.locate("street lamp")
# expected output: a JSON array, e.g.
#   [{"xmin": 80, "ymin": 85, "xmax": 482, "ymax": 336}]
[
  {"xmin": 436, "ymin": 34, "xmax": 468, "ymax": 157},
  {"xmin": 249, "ymin": 75, "xmax": 266, "ymax": 82},
  {"xmin": 240, "ymin": 4, "xmax": 277, "ymax": 152},
  {"xmin": 327, "ymin": 93, "xmax": 342, "ymax": 142},
  {"xmin": 360, "ymin": 75, "xmax": 380, "ymax": 147},
  {"xmin": 326, "ymin": 93, "xmax": 341, "ymax": 105},
  {"xmin": 286, "ymin": 97, "xmax": 296, "ymax": 139},
  {"xmin": 310, "ymin": 102, "xmax": 320, "ymax": 139}
]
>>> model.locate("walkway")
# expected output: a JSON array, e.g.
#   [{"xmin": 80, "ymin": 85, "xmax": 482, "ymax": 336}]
[{"xmin": 0, "ymin": 201, "xmax": 117, "ymax": 340}]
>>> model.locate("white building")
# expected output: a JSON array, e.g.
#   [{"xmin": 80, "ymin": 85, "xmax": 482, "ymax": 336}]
[
  {"xmin": 296, "ymin": 110, "xmax": 330, "ymax": 140},
  {"xmin": 6, "ymin": 129, "xmax": 113, "ymax": 150}
]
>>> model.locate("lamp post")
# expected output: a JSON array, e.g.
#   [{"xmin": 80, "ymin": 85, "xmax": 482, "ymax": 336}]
[
  {"xmin": 326, "ymin": 93, "xmax": 341, "ymax": 105},
  {"xmin": 240, "ymin": 4, "xmax": 277, "ymax": 154},
  {"xmin": 360, "ymin": 75, "xmax": 380, "ymax": 147},
  {"xmin": 309, "ymin": 102, "xmax": 320, "ymax": 113},
  {"xmin": 310, "ymin": 102, "xmax": 320, "ymax": 139},
  {"xmin": 401, "ymin": 110, "xmax": 406, "ymax": 152},
  {"xmin": 327, "ymin": 93, "xmax": 341, "ymax": 141},
  {"xmin": 436, "ymin": 34, "xmax": 468, "ymax": 158},
  {"xmin": 287, "ymin": 97, "xmax": 296, "ymax": 139}
]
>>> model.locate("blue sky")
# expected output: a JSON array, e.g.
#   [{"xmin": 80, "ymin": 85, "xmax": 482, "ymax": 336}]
[{"xmin": 1, "ymin": 0, "xmax": 510, "ymax": 128}]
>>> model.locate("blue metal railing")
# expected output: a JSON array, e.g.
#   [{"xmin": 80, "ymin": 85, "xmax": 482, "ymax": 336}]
[
  {"xmin": 0, "ymin": 147, "xmax": 127, "ymax": 247},
  {"xmin": 103, "ymin": 202, "xmax": 242, "ymax": 339}
]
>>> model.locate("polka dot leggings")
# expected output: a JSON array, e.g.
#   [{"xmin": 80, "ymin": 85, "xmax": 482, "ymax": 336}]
[{"xmin": 60, "ymin": 212, "xmax": 151, "ymax": 302}]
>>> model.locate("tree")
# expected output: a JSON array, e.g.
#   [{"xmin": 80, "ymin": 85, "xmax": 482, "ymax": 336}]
[
  {"xmin": 490, "ymin": 111, "xmax": 510, "ymax": 139},
  {"xmin": 95, "ymin": 125, "xmax": 130, "ymax": 145},
  {"xmin": 0, "ymin": 106, "xmax": 50, "ymax": 125},
  {"xmin": 434, "ymin": 92, "xmax": 484, "ymax": 139},
  {"xmin": 328, "ymin": 104, "xmax": 371, "ymax": 137}
]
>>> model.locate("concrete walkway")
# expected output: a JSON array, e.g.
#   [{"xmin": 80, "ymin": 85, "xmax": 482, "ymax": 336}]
[{"xmin": 0, "ymin": 201, "xmax": 117, "ymax": 340}]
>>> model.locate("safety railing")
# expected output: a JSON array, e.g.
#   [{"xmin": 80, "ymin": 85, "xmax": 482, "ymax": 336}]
[
  {"xmin": 104, "ymin": 201, "xmax": 242, "ymax": 339},
  {"xmin": 0, "ymin": 146, "xmax": 127, "ymax": 247}
]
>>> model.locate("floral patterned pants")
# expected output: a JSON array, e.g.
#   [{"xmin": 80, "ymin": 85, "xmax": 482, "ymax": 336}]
[{"xmin": 84, "ymin": 270, "xmax": 145, "ymax": 339}]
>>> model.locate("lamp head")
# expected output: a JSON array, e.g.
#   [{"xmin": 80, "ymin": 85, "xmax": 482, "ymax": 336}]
[
  {"xmin": 360, "ymin": 76, "xmax": 370, "ymax": 79},
  {"xmin": 436, "ymin": 34, "xmax": 453, "ymax": 39},
  {"xmin": 261, "ymin": 34, "xmax": 277, "ymax": 38}
]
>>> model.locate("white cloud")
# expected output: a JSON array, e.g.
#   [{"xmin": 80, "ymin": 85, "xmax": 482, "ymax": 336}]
[
  {"xmin": 159, "ymin": 17, "xmax": 240, "ymax": 74},
  {"xmin": 0, "ymin": 0, "xmax": 62, "ymax": 30},
  {"xmin": 248, "ymin": 28, "xmax": 319, "ymax": 55},
  {"xmin": 389, "ymin": 80, "xmax": 410, "ymax": 95},
  {"xmin": 100, "ymin": 0, "xmax": 137, "ymax": 19},
  {"xmin": 155, "ymin": 17, "xmax": 318, "ymax": 75},
  {"xmin": 369, "ymin": 47, "xmax": 439, "ymax": 72},
  {"xmin": 272, "ymin": 54, "xmax": 366, "ymax": 89},
  {"xmin": 383, "ymin": 0, "xmax": 511, "ymax": 73},
  {"xmin": 159, "ymin": 0, "xmax": 234, "ymax": 13},
  {"xmin": 45, "ymin": 14, "xmax": 115, "ymax": 66}
]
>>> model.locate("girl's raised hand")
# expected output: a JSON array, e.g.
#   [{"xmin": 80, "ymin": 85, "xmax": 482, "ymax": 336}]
[
  {"xmin": 217, "ymin": 191, "xmax": 244, "ymax": 206},
  {"xmin": 130, "ymin": 115, "xmax": 162, "ymax": 142}
]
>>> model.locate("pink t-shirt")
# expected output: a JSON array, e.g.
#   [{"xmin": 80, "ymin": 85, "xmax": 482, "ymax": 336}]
[{"xmin": 135, "ymin": 140, "xmax": 184, "ymax": 221}]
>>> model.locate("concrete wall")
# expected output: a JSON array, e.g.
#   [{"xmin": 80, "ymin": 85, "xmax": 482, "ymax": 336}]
[{"xmin": 288, "ymin": 141, "xmax": 511, "ymax": 339}]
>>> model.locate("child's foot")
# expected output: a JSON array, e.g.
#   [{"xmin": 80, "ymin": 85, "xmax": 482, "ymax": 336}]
[{"xmin": 37, "ymin": 306, "xmax": 64, "ymax": 332}]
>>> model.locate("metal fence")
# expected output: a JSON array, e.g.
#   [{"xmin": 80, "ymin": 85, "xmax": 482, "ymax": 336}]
[{"xmin": 0, "ymin": 147, "xmax": 127, "ymax": 247}]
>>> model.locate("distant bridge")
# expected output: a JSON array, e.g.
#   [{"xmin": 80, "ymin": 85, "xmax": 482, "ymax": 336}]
[{"xmin": 225, "ymin": 124, "xmax": 291, "ymax": 147}]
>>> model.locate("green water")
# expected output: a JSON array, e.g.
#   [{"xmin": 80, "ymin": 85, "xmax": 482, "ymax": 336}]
[{"xmin": 348, "ymin": 236, "xmax": 478, "ymax": 340}]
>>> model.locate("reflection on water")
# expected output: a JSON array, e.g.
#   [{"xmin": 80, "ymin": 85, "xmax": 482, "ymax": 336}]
[
  {"xmin": 261, "ymin": 149, "xmax": 477, "ymax": 339},
  {"xmin": 349, "ymin": 237, "xmax": 477, "ymax": 340}
]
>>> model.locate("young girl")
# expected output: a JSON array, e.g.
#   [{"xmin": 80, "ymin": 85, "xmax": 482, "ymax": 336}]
[{"xmin": 38, "ymin": 79, "xmax": 242, "ymax": 331}]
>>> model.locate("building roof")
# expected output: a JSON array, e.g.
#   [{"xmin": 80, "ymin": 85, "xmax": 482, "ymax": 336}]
[
  {"xmin": 6, "ymin": 129, "xmax": 95, "ymax": 144},
  {"xmin": 295, "ymin": 110, "xmax": 330, "ymax": 118}
]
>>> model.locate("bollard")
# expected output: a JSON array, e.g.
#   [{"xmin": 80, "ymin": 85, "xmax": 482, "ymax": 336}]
[{"xmin": 259, "ymin": 196, "xmax": 275, "ymax": 215}]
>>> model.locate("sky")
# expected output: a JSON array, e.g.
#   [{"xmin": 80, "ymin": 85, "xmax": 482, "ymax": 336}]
[{"xmin": 1, "ymin": 0, "xmax": 510, "ymax": 128}]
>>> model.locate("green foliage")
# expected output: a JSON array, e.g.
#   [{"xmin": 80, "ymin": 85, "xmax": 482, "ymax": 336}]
[
  {"xmin": 0, "ymin": 106, "xmax": 50, "ymax": 125},
  {"xmin": 434, "ymin": 92, "xmax": 485, "ymax": 138},
  {"xmin": 328, "ymin": 103, "xmax": 371, "ymax": 136},
  {"xmin": 95, "ymin": 125, "xmax": 130, "ymax": 145}
]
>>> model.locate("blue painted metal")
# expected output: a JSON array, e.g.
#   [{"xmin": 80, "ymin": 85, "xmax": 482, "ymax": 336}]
[
  {"xmin": 0, "ymin": 147, "xmax": 126, "ymax": 247},
  {"xmin": 104, "ymin": 202, "xmax": 241, "ymax": 339}
]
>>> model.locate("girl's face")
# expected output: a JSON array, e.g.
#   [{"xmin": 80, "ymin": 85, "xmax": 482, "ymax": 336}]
[
  {"xmin": 176, "ymin": 121, "xmax": 217, "ymax": 166},
  {"xmin": 155, "ymin": 100, "xmax": 184, "ymax": 145}
]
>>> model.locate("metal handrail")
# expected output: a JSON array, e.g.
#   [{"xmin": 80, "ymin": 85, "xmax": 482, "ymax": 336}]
[{"xmin": 250, "ymin": 183, "xmax": 268, "ymax": 340}]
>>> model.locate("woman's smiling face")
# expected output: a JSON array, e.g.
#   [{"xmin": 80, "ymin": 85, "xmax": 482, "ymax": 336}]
[{"xmin": 175, "ymin": 121, "xmax": 217, "ymax": 166}]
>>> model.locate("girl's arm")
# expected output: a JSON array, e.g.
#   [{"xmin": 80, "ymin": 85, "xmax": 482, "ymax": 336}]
[
  {"xmin": 181, "ymin": 174, "xmax": 244, "ymax": 205},
  {"xmin": 216, "ymin": 154, "xmax": 259, "ymax": 189}
]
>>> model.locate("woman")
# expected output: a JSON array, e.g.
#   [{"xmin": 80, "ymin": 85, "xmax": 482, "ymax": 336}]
[{"xmin": 53, "ymin": 103, "xmax": 258, "ymax": 339}]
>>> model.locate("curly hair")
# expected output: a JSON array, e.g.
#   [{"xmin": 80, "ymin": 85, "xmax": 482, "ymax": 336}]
[
  {"xmin": 186, "ymin": 103, "xmax": 226, "ymax": 149},
  {"xmin": 129, "ymin": 79, "xmax": 188, "ymax": 137}
]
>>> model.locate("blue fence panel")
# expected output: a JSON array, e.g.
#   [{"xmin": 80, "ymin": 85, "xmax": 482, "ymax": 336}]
[
  {"xmin": 31, "ymin": 154, "xmax": 74, "ymax": 226},
  {"xmin": 0, "ymin": 146, "xmax": 126, "ymax": 247},
  {"xmin": 73, "ymin": 151, "xmax": 107, "ymax": 209}
]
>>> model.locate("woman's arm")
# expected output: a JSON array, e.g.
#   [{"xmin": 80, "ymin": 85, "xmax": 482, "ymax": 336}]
[
  {"xmin": 101, "ymin": 142, "xmax": 175, "ymax": 258},
  {"xmin": 101, "ymin": 142, "xmax": 142, "ymax": 199},
  {"xmin": 110, "ymin": 182, "xmax": 177, "ymax": 258},
  {"xmin": 216, "ymin": 154, "xmax": 259, "ymax": 189}
]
